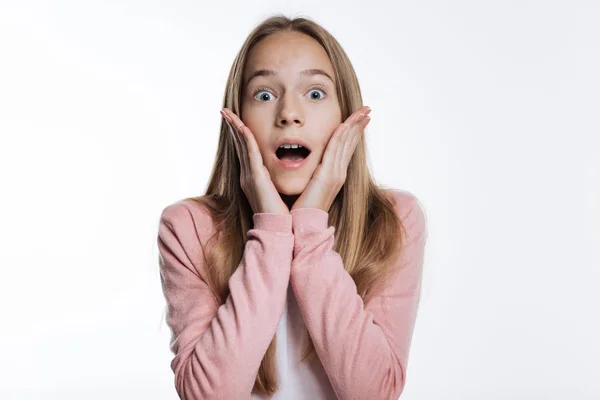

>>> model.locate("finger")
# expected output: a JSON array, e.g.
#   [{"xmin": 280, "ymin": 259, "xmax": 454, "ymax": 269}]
[
  {"xmin": 341, "ymin": 114, "xmax": 369, "ymax": 170},
  {"xmin": 335, "ymin": 124, "xmax": 349, "ymax": 173},
  {"xmin": 320, "ymin": 123, "xmax": 347, "ymax": 178},
  {"xmin": 221, "ymin": 112, "xmax": 239, "ymax": 147},
  {"xmin": 222, "ymin": 109, "xmax": 242, "ymax": 137},
  {"xmin": 225, "ymin": 109, "xmax": 247, "ymax": 136},
  {"xmin": 223, "ymin": 111, "xmax": 249, "ymax": 173},
  {"xmin": 223, "ymin": 116, "xmax": 242, "ymax": 157},
  {"xmin": 360, "ymin": 115, "xmax": 371, "ymax": 129},
  {"xmin": 224, "ymin": 110, "xmax": 247, "ymax": 145},
  {"xmin": 341, "ymin": 124, "xmax": 361, "ymax": 167},
  {"xmin": 347, "ymin": 106, "xmax": 371, "ymax": 124},
  {"xmin": 238, "ymin": 124, "xmax": 264, "ymax": 172},
  {"xmin": 337, "ymin": 109, "xmax": 368, "ymax": 170},
  {"xmin": 236, "ymin": 131, "xmax": 250, "ymax": 176},
  {"xmin": 323, "ymin": 123, "xmax": 346, "ymax": 168},
  {"xmin": 343, "ymin": 108, "xmax": 370, "ymax": 146},
  {"xmin": 225, "ymin": 110, "xmax": 262, "ymax": 173},
  {"xmin": 354, "ymin": 109, "xmax": 370, "ymax": 125}
]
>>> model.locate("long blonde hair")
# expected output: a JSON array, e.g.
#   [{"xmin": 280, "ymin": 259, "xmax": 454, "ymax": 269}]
[{"xmin": 187, "ymin": 14, "xmax": 404, "ymax": 396}]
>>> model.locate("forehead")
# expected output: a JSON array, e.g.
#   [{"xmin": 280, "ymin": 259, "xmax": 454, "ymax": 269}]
[{"xmin": 244, "ymin": 31, "xmax": 334, "ymax": 80}]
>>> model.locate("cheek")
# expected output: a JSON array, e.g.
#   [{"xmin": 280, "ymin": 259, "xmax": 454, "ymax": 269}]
[
  {"xmin": 242, "ymin": 125, "xmax": 270, "ymax": 160},
  {"xmin": 252, "ymin": 134, "xmax": 274, "ymax": 163}
]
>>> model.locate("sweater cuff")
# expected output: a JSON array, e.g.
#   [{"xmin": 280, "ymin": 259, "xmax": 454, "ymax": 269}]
[
  {"xmin": 252, "ymin": 213, "xmax": 293, "ymax": 233},
  {"xmin": 290, "ymin": 208, "xmax": 329, "ymax": 233}
]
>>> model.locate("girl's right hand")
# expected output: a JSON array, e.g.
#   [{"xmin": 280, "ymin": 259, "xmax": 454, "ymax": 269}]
[{"xmin": 221, "ymin": 108, "xmax": 290, "ymax": 215}]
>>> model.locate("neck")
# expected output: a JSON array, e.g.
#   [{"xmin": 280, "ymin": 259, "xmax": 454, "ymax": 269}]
[{"xmin": 279, "ymin": 193, "xmax": 300, "ymax": 211}]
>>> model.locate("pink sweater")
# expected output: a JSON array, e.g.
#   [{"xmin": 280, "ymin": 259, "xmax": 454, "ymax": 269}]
[{"xmin": 157, "ymin": 189, "xmax": 427, "ymax": 399}]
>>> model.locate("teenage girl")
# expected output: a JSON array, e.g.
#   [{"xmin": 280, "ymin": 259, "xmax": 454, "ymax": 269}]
[{"xmin": 157, "ymin": 14, "xmax": 428, "ymax": 400}]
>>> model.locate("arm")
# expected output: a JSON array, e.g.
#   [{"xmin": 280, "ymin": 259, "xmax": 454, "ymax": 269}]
[
  {"xmin": 289, "ymin": 192, "xmax": 427, "ymax": 400},
  {"xmin": 157, "ymin": 201, "xmax": 294, "ymax": 399}
]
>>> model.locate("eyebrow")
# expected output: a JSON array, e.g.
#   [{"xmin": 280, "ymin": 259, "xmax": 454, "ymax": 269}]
[{"xmin": 244, "ymin": 68, "xmax": 335, "ymax": 86}]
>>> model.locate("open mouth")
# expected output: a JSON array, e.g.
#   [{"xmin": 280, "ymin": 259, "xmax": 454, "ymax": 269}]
[{"xmin": 275, "ymin": 146, "xmax": 311, "ymax": 162}]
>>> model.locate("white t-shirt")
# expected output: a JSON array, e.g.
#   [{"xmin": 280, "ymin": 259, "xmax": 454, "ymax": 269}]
[{"xmin": 251, "ymin": 282, "xmax": 337, "ymax": 400}]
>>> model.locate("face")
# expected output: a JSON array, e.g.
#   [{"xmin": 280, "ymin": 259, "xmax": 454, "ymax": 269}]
[{"xmin": 240, "ymin": 30, "xmax": 342, "ymax": 196}]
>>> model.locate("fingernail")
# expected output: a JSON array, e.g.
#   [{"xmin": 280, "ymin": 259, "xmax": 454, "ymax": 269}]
[{"xmin": 222, "ymin": 111, "xmax": 232, "ymax": 124}]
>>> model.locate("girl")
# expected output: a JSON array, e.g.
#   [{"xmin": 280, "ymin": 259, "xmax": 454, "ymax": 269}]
[{"xmin": 157, "ymin": 14, "xmax": 427, "ymax": 400}]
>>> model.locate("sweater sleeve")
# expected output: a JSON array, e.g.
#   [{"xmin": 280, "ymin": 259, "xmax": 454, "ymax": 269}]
[
  {"xmin": 157, "ymin": 201, "xmax": 294, "ymax": 399},
  {"xmin": 288, "ymin": 192, "xmax": 427, "ymax": 400}
]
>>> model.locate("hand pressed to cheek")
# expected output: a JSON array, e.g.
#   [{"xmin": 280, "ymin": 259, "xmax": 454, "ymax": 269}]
[
  {"xmin": 321, "ymin": 106, "xmax": 371, "ymax": 186},
  {"xmin": 290, "ymin": 106, "xmax": 371, "ymax": 212}
]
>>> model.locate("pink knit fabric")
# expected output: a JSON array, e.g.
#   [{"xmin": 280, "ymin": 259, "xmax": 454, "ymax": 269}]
[{"xmin": 157, "ymin": 189, "xmax": 427, "ymax": 399}]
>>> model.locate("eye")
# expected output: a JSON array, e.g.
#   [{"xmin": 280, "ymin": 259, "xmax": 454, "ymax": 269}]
[
  {"xmin": 253, "ymin": 88, "xmax": 274, "ymax": 102},
  {"xmin": 307, "ymin": 87, "xmax": 327, "ymax": 101},
  {"xmin": 251, "ymin": 86, "xmax": 328, "ymax": 102}
]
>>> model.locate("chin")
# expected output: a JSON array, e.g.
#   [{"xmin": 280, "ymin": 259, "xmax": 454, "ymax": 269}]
[{"xmin": 274, "ymin": 178, "xmax": 308, "ymax": 196}]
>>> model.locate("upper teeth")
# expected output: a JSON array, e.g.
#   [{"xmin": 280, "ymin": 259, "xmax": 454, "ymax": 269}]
[{"xmin": 279, "ymin": 144, "xmax": 303, "ymax": 149}]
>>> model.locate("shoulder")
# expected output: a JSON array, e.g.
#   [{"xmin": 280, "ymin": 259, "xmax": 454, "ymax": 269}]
[
  {"xmin": 158, "ymin": 196, "xmax": 217, "ymax": 238},
  {"xmin": 383, "ymin": 188, "xmax": 428, "ymax": 242}
]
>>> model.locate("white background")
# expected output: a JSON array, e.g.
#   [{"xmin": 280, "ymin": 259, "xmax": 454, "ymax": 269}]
[{"xmin": 0, "ymin": 1, "xmax": 598, "ymax": 399}]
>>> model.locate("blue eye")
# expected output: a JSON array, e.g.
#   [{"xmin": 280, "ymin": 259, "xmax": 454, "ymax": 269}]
[
  {"xmin": 254, "ymin": 89, "xmax": 274, "ymax": 102},
  {"xmin": 307, "ymin": 88, "xmax": 326, "ymax": 100},
  {"xmin": 251, "ymin": 86, "xmax": 328, "ymax": 102}
]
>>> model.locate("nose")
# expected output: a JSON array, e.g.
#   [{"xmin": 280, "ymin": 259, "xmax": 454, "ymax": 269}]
[{"xmin": 277, "ymin": 93, "xmax": 303, "ymax": 127}]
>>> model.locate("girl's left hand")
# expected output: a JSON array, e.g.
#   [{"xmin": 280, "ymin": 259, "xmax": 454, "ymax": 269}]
[{"xmin": 291, "ymin": 105, "xmax": 372, "ymax": 212}]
